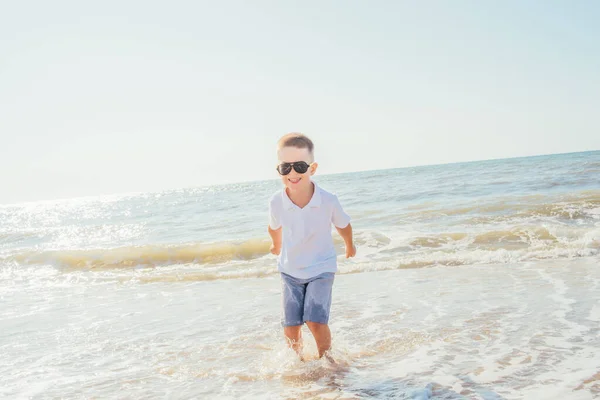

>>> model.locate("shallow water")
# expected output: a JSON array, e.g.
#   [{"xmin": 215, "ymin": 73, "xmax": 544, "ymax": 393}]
[{"xmin": 2, "ymin": 258, "xmax": 599, "ymax": 399}]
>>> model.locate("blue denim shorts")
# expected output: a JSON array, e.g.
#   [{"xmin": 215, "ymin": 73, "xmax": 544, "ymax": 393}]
[{"xmin": 280, "ymin": 272, "xmax": 335, "ymax": 327}]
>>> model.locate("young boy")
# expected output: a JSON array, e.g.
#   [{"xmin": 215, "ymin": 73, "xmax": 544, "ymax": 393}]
[{"xmin": 268, "ymin": 133, "xmax": 356, "ymax": 360}]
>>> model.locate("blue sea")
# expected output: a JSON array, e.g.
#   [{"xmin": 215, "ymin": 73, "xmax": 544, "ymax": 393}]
[{"xmin": 1, "ymin": 151, "xmax": 599, "ymax": 399}]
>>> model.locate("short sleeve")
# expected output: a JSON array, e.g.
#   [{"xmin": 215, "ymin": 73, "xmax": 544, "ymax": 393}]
[
  {"xmin": 268, "ymin": 198, "xmax": 282, "ymax": 230},
  {"xmin": 332, "ymin": 195, "xmax": 351, "ymax": 228}
]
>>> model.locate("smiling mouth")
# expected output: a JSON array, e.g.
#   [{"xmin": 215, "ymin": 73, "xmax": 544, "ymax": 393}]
[{"xmin": 288, "ymin": 178, "xmax": 301, "ymax": 184}]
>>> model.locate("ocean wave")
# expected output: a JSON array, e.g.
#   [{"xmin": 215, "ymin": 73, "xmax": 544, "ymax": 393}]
[
  {"xmin": 402, "ymin": 191, "xmax": 600, "ymax": 222},
  {"xmin": 67, "ymin": 242, "xmax": 600, "ymax": 283},
  {"xmin": 2, "ymin": 188, "xmax": 599, "ymax": 280},
  {"xmin": 6, "ymin": 239, "xmax": 271, "ymax": 269},
  {"xmin": 3, "ymin": 223, "xmax": 598, "ymax": 282}
]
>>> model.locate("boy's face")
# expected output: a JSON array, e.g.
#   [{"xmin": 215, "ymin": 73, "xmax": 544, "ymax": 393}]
[{"xmin": 277, "ymin": 146, "xmax": 318, "ymax": 192}]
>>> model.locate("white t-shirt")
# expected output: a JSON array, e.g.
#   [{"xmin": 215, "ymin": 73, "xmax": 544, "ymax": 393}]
[{"xmin": 268, "ymin": 182, "xmax": 351, "ymax": 279}]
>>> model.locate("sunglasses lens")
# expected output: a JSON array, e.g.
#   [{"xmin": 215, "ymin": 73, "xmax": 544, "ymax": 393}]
[
  {"xmin": 293, "ymin": 162, "xmax": 310, "ymax": 174},
  {"xmin": 277, "ymin": 163, "xmax": 292, "ymax": 175}
]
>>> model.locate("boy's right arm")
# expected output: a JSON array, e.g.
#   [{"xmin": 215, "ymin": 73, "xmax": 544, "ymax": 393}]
[
  {"xmin": 268, "ymin": 225, "xmax": 282, "ymax": 255},
  {"xmin": 268, "ymin": 196, "xmax": 282, "ymax": 255}
]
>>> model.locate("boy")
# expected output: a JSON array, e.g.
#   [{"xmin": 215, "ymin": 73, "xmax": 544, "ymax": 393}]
[{"xmin": 268, "ymin": 133, "xmax": 356, "ymax": 360}]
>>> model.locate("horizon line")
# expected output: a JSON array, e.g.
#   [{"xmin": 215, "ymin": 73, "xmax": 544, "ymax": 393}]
[{"xmin": 2, "ymin": 148, "xmax": 598, "ymax": 206}]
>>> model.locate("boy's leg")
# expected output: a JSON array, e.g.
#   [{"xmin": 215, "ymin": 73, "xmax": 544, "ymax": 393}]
[
  {"xmin": 305, "ymin": 321, "xmax": 331, "ymax": 357},
  {"xmin": 303, "ymin": 273, "xmax": 335, "ymax": 358},
  {"xmin": 284, "ymin": 325, "xmax": 303, "ymax": 357},
  {"xmin": 281, "ymin": 273, "xmax": 307, "ymax": 358}
]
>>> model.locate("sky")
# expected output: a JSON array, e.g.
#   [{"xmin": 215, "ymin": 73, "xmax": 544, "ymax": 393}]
[{"xmin": 1, "ymin": 1, "xmax": 599, "ymax": 203}]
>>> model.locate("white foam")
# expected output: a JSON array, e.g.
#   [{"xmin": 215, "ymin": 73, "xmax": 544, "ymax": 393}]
[{"xmin": 588, "ymin": 304, "xmax": 600, "ymax": 322}]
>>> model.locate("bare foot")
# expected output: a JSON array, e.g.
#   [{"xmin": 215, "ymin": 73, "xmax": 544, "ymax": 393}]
[{"xmin": 323, "ymin": 351, "xmax": 337, "ymax": 365}]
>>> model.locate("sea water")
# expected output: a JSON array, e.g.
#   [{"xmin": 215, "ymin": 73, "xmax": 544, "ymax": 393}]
[{"xmin": 1, "ymin": 151, "xmax": 599, "ymax": 399}]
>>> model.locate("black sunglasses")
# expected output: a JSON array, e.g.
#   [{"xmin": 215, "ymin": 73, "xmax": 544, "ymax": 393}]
[{"xmin": 276, "ymin": 161, "xmax": 312, "ymax": 175}]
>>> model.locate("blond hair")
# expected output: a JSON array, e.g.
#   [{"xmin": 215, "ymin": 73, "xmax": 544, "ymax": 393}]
[{"xmin": 277, "ymin": 133, "xmax": 314, "ymax": 154}]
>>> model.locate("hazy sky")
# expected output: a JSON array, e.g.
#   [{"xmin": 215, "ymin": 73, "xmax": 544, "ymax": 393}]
[{"xmin": 1, "ymin": 1, "xmax": 599, "ymax": 203}]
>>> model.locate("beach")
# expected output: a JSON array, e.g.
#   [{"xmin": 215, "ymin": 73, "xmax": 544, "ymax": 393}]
[{"xmin": 1, "ymin": 151, "xmax": 599, "ymax": 399}]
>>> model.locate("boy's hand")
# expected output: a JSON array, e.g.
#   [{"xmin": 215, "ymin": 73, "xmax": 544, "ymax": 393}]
[
  {"xmin": 270, "ymin": 243, "xmax": 281, "ymax": 255},
  {"xmin": 345, "ymin": 244, "xmax": 356, "ymax": 258},
  {"xmin": 268, "ymin": 225, "xmax": 282, "ymax": 256}
]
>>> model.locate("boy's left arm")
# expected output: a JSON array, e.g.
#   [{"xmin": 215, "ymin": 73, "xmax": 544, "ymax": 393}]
[
  {"xmin": 336, "ymin": 223, "xmax": 356, "ymax": 258},
  {"xmin": 332, "ymin": 195, "xmax": 355, "ymax": 258}
]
